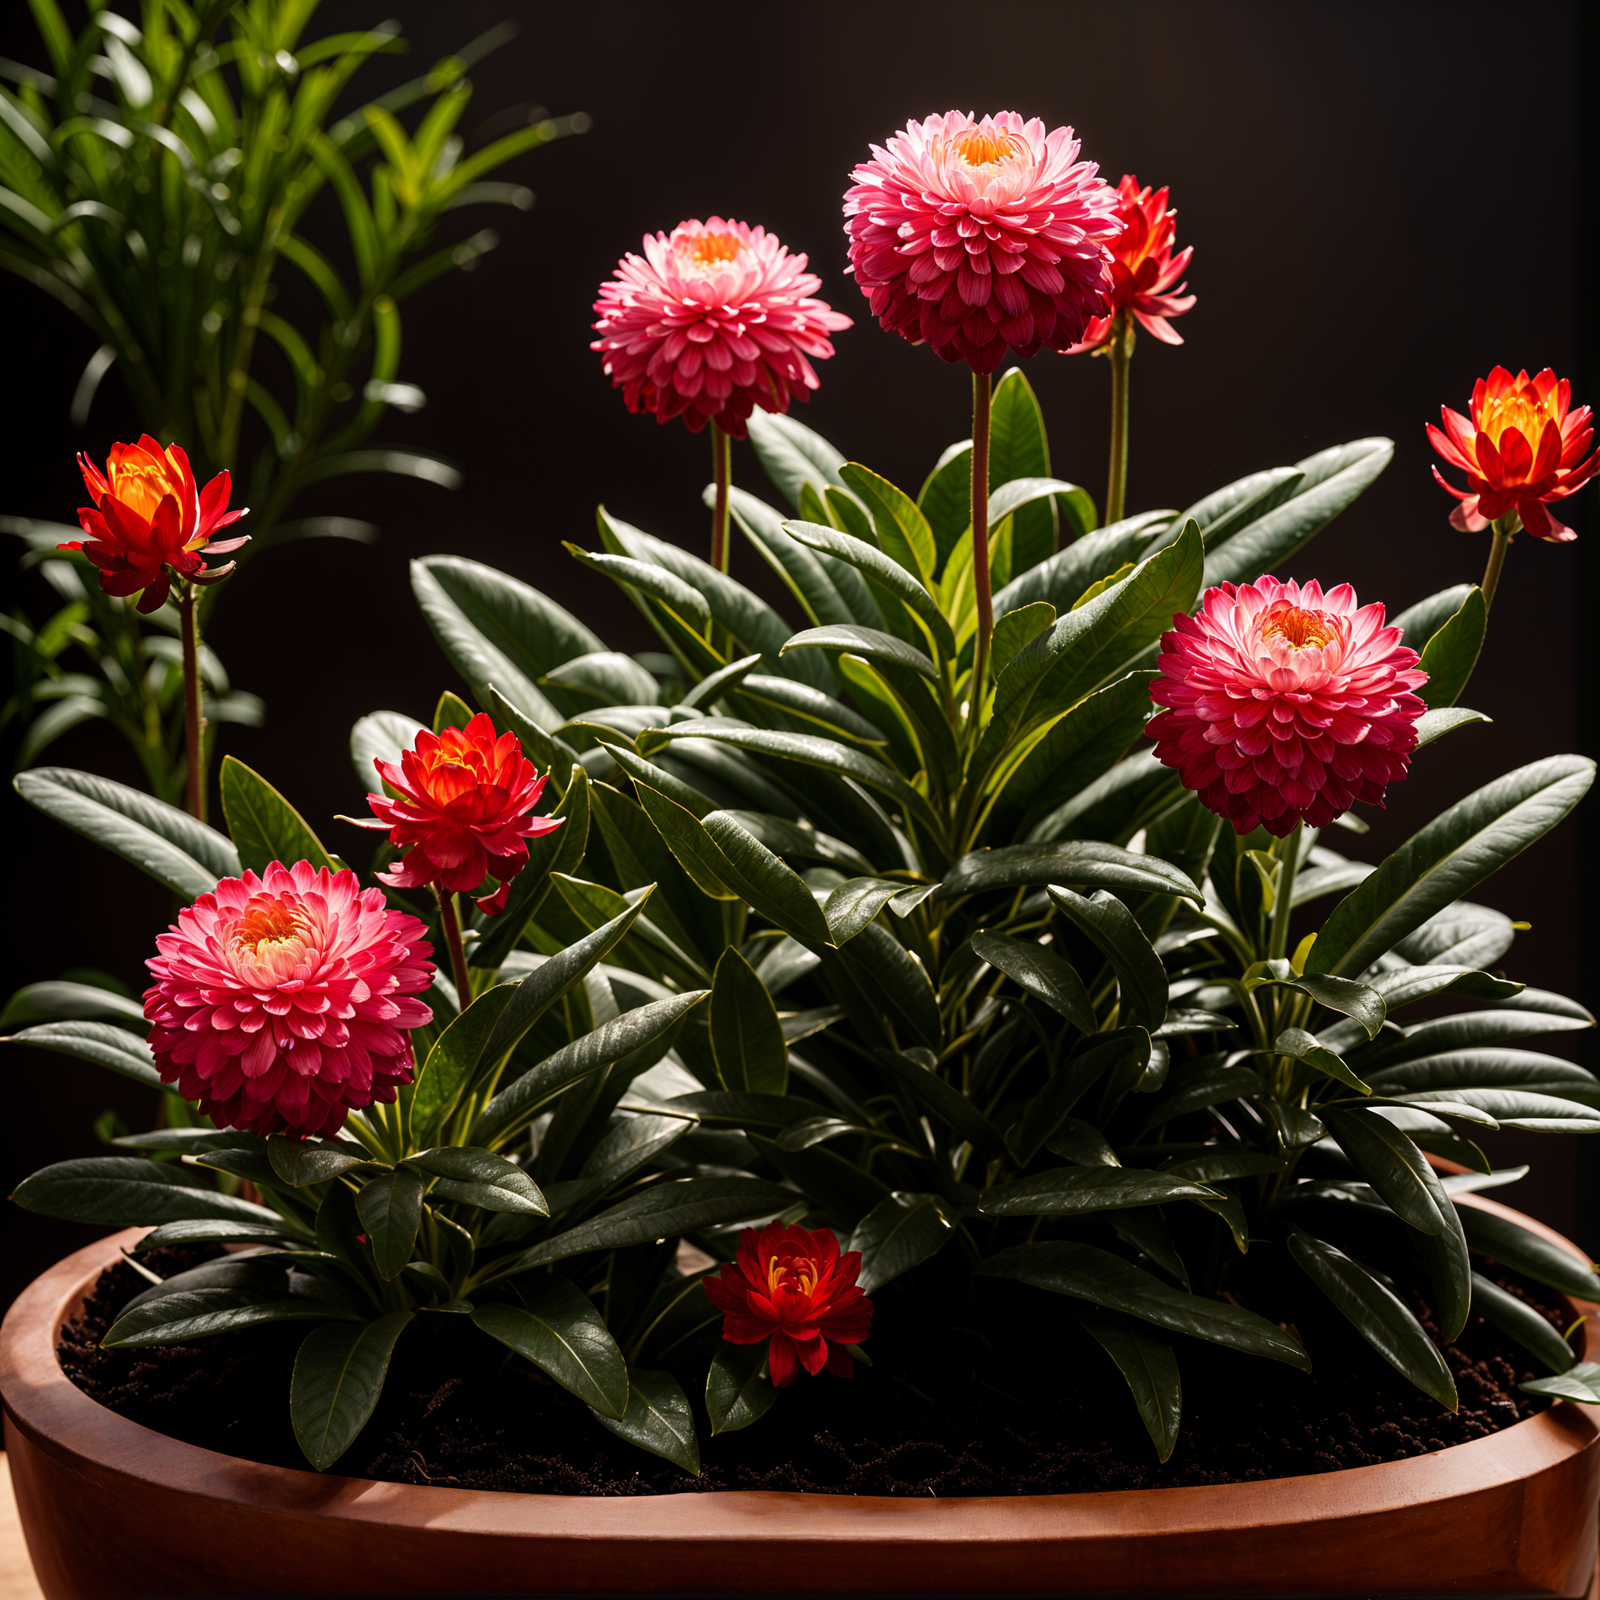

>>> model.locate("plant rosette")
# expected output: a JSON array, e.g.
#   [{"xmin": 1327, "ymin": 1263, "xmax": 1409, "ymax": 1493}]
[{"xmin": 4, "ymin": 99, "xmax": 1599, "ymax": 1584}]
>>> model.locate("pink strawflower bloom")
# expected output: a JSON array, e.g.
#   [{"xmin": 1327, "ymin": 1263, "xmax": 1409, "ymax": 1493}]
[
  {"xmin": 842, "ymin": 111, "xmax": 1123, "ymax": 374},
  {"xmin": 1146, "ymin": 577, "xmax": 1428, "ymax": 837},
  {"xmin": 354, "ymin": 713, "xmax": 562, "ymax": 916},
  {"xmin": 1427, "ymin": 366, "xmax": 1598, "ymax": 543},
  {"xmin": 590, "ymin": 217, "xmax": 851, "ymax": 438},
  {"xmin": 1069, "ymin": 174, "xmax": 1196, "ymax": 353},
  {"xmin": 58, "ymin": 435, "xmax": 249, "ymax": 613},
  {"xmin": 144, "ymin": 861, "xmax": 434, "ymax": 1138}
]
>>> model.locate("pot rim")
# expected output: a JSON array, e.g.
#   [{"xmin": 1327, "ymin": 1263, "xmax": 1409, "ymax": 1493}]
[{"xmin": 3, "ymin": 1194, "xmax": 1597, "ymax": 1544}]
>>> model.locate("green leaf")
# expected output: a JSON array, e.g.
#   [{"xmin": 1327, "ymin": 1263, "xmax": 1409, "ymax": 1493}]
[
  {"xmin": 783, "ymin": 622, "xmax": 939, "ymax": 682},
  {"xmin": 726, "ymin": 486, "xmax": 878, "ymax": 630},
  {"xmin": 981, "ymin": 1241, "xmax": 1310, "ymax": 1369},
  {"xmin": 220, "ymin": 756, "xmax": 338, "ymax": 877},
  {"xmin": 542, "ymin": 651, "xmax": 659, "ymax": 706},
  {"xmin": 702, "ymin": 811, "xmax": 839, "ymax": 948},
  {"xmin": 1308, "ymin": 757, "xmax": 1594, "ymax": 978},
  {"xmin": 980, "ymin": 1167, "xmax": 1221, "ymax": 1217},
  {"xmin": 1047, "ymin": 887, "xmax": 1168, "ymax": 1033},
  {"xmin": 2, "ymin": 1020, "xmax": 161, "ymax": 1088},
  {"xmin": 1286, "ymin": 1227, "xmax": 1457, "ymax": 1408},
  {"xmin": 659, "ymin": 1091, "xmax": 830, "ymax": 1130},
  {"xmin": 267, "ymin": 1136, "xmax": 382, "ymax": 1188},
  {"xmin": 746, "ymin": 411, "xmax": 848, "ymax": 509},
  {"xmin": 969, "ymin": 931, "xmax": 1095, "ymax": 1034},
  {"xmin": 472, "ymin": 1283, "xmax": 628, "ymax": 1416},
  {"xmin": 1274, "ymin": 1027, "xmax": 1372, "ymax": 1095},
  {"xmin": 350, "ymin": 709, "xmax": 427, "ymax": 791},
  {"xmin": 820, "ymin": 877, "xmax": 909, "ymax": 946},
  {"xmin": 1319, "ymin": 1108, "xmax": 1454, "ymax": 1235},
  {"xmin": 1416, "ymin": 707, "xmax": 1492, "ymax": 747},
  {"xmin": 105, "ymin": 1289, "xmax": 350, "ymax": 1348},
  {"xmin": 918, "ymin": 441, "xmax": 973, "ymax": 568},
  {"xmin": 1176, "ymin": 465, "xmax": 1305, "ymax": 548},
  {"xmin": 990, "ymin": 601, "xmax": 1057, "ymax": 679},
  {"xmin": 847, "ymin": 1191, "xmax": 956, "ymax": 1295},
  {"xmin": 290, "ymin": 1311, "xmax": 413, "ymax": 1470},
  {"xmin": 1521, "ymin": 1363, "xmax": 1600, "ymax": 1404},
  {"xmin": 354, "ymin": 1166, "xmax": 426, "ymax": 1280},
  {"xmin": 877, "ymin": 1049, "xmax": 1005, "ymax": 1156},
  {"xmin": 405, "ymin": 1146, "xmax": 548, "ymax": 1215},
  {"xmin": 1416, "ymin": 588, "xmax": 1486, "ymax": 709},
  {"xmin": 839, "ymin": 462, "xmax": 937, "ymax": 583},
  {"xmin": 988, "ymin": 369, "xmax": 1062, "ymax": 575},
  {"xmin": 592, "ymin": 1367, "xmax": 700, "ymax": 1474},
  {"xmin": 1391, "ymin": 584, "xmax": 1473, "ymax": 654},
  {"xmin": 1070, "ymin": 1305, "xmax": 1181, "ymax": 1463},
  {"xmin": 0, "ymin": 980, "xmax": 146, "ymax": 1032},
  {"xmin": 942, "ymin": 842, "xmax": 1201, "ymax": 906},
  {"xmin": 133, "ymin": 1219, "xmax": 298, "ymax": 1252},
  {"xmin": 405, "ymin": 984, "xmax": 519, "ymax": 1146},
  {"xmin": 709, "ymin": 947, "xmax": 788, "ymax": 1095},
  {"xmin": 1457, "ymin": 1205, "xmax": 1600, "ymax": 1300},
  {"xmin": 12, "ymin": 1157, "xmax": 281, "ymax": 1227},
  {"xmin": 705, "ymin": 1343, "xmax": 776, "ymax": 1435},
  {"xmin": 16, "ymin": 767, "xmax": 239, "ymax": 896},
  {"xmin": 1470, "ymin": 1271, "xmax": 1576, "ymax": 1374},
  {"xmin": 1369, "ymin": 964, "xmax": 1526, "ymax": 1011},
  {"xmin": 1250, "ymin": 966, "xmax": 1386, "ymax": 1040}
]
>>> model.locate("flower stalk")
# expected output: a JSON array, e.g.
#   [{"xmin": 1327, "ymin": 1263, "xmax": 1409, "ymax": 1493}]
[
  {"xmin": 1105, "ymin": 313, "xmax": 1134, "ymax": 525},
  {"xmin": 971, "ymin": 369, "xmax": 994, "ymax": 722},
  {"xmin": 177, "ymin": 582, "xmax": 205, "ymax": 821},
  {"xmin": 710, "ymin": 420, "xmax": 732, "ymax": 575},
  {"xmin": 1267, "ymin": 821, "xmax": 1304, "ymax": 963},
  {"xmin": 434, "ymin": 884, "xmax": 474, "ymax": 1009},
  {"xmin": 1480, "ymin": 513, "xmax": 1519, "ymax": 611}
]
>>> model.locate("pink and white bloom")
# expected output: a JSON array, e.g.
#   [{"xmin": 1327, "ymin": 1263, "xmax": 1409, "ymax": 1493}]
[
  {"xmin": 1146, "ymin": 577, "xmax": 1428, "ymax": 837},
  {"xmin": 843, "ymin": 111, "xmax": 1124, "ymax": 373},
  {"xmin": 591, "ymin": 217, "xmax": 851, "ymax": 437},
  {"xmin": 144, "ymin": 861, "xmax": 434, "ymax": 1138}
]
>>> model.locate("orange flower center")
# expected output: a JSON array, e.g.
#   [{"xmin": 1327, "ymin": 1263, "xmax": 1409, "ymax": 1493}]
[
  {"xmin": 1476, "ymin": 390, "xmax": 1556, "ymax": 450},
  {"xmin": 676, "ymin": 232, "xmax": 746, "ymax": 273},
  {"xmin": 231, "ymin": 893, "xmax": 307, "ymax": 955},
  {"xmin": 768, "ymin": 1253, "xmax": 818, "ymax": 1300},
  {"xmin": 952, "ymin": 126, "xmax": 1026, "ymax": 167},
  {"xmin": 108, "ymin": 454, "xmax": 180, "ymax": 524},
  {"xmin": 1260, "ymin": 605, "xmax": 1339, "ymax": 650}
]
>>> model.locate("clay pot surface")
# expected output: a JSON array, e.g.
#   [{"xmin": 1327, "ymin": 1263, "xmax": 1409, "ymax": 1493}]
[{"xmin": 4, "ymin": 1198, "xmax": 1600, "ymax": 1599}]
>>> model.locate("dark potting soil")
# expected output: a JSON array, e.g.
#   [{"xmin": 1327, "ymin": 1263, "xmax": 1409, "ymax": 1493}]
[{"xmin": 60, "ymin": 1229, "xmax": 1570, "ymax": 1498}]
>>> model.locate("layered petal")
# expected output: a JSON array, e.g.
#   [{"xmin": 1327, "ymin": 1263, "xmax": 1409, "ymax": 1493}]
[{"xmin": 1069, "ymin": 174, "xmax": 1196, "ymax": 353}]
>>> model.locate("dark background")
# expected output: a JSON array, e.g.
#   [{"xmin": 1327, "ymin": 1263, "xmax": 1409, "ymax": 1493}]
[{"xmin": 3, "ymin": 0, "xmax": 1595, "ymax": 1313}]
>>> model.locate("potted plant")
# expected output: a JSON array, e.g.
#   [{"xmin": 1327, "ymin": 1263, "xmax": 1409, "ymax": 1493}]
[{"xmin": 5, "ymin": 94, "xmax": 1600, "ymax": 1599}]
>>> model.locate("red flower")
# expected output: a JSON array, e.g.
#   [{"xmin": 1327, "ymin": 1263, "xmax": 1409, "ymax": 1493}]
[
  {"xmin": 591, "ymin": 217, "xmax": 851, "ymax": 438},
  {"xmin": 704, "ymin": 1222, "xmax": 873, "ymax": 1387},
  {"xmin": 355, "ymin": 713, "xmax": 563, "ymax": 915},
  {"xmin": 144, "ymin": 861, "xmax": 434, "ymax": 1138},
  {"xmin": 843, "ymin": 111, "xmax": 1123, "ymax": 373},
  {"xmin": 58, "ymin": 436, "xmax": 248, "ymax": 612},
  {"xmin": 1070, "ymin": 175, "xmax": 1195, "ymax": 353},
  {"xmin": 1428, "ymin": 367, "xmax": 1598, "ymax": 542},
  {"xmin": 1146, "ymin": 576, "xmax": 1427, "ymax": 837}
]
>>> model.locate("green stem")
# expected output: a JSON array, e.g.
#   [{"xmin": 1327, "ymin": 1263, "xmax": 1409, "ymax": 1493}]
[
  {"xmin": 177, "ymin": 582, "xmax": 205, "ymax": 821},
  {"xmin": 1105, "ymin": 313, "xmax": 1134, "ymax": 525},
  {"xmin": 970, "ymin": 369, "xmax": 994, "ymax": 729},
  {"xmin": 434, "ymin": 885, "xmax": 473, "ymax": 1009},
  {"xmin": 1480, "ymin": 514, "xmax": 1518, "ymax": 611},
  {"xmin": 1267, "ymin": 821, "xmax": 1304, "ymax": 964},
  {"xmin": 709, "ymin": 421, "xmax": 732, "ymax": 576}
]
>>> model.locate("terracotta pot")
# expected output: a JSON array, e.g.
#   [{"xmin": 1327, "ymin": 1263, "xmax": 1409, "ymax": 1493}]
[{"xmin": 5, "ymin": 1197, "xmax": 1599, "ymax": 1599}]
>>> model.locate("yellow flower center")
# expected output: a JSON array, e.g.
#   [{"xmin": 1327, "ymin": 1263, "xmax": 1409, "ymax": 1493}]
[
  {"xmin": 676, "ymin": 232, "xmax": 745, "ymax": 273},
  {"xmin": 768, "ymin": 1254, "xmax": 818, "ymax": 1299},
  {"xmin": 1260, "ymin": 605, "xmax": 1339, "ymax": 650},
  {"xmin": 1476, "ymin": 390, "xmax": 1556, "ymax": 451},
  {"xmin": 952, "ymin": 126, "xmax": 1026, "ymax": 167},
  {"xmin": 231, "ymin": 894, "xmax": 308, "ymax": 957},
  {"xmin": 108, "ymin": 454, "xmax": 180, "ymax": 524}
]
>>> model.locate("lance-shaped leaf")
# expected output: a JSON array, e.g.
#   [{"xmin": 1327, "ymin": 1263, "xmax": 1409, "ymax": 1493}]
[
  {"xmin": 878, "ymin": 1048, "xmax": 1005, "ymax": 1156},
  {"xmin": 105, "ymin": 1288, "xmax": 353, "ymax": 1348},
  {"xmin": 1397, "ymin": 1088, "xmax": 1600, "ymax": 1133},
  {"xmin": 472, "ymin": 1282, "xmax": 628, "ymax": 1416},
  {"xmin": 847, "ymin": 1191, "xmax": 956, "ymax": 1295},
  {"xmin": 355, "ymin": 1166, "xmax": 426, "ymax": 1280},
  {"xmin": 1358, "ymin": 1009, "xmax": 1593, "ymax": 1071},
  {"xmin": 12, "ymin": 1157, "xmax": 282, "ymax": 1227},
  {"xmin": 1522, "ymin": 1364, "xmax": 1600, "ymax": 1405},
  {"xmin": 220, "ymin": 757, "xmax": 340, "ymax": 878},
  {"xmin": 1416, "ymin": 587, "xmax": 1486, "ymax": 710},
  {"xmin": 1048, "ymin": 887, "xmax": 1167, "ymax": 1033},
  {"xmin": 980, "ymin": 1167, "xmax": 1221, "ymax": 1217},
  {"xmin": 981, "ymin": 1241, "xmax": 1309, "ymax": 1369},
  {"xmin": 839, "ymin": 461, "xmax": 937, "ymax": 582},
  {"xmin": 1136, "ymin": 1058, "xmax": 1262, "ymax": 1138},
  {"xmin": 291, "ymin": 1310, "xmax": 413, "ymax": 1471},
  {"xmin": 1415, "ymin": 707, "xmax": 1492, "ymax": 747},
  {"xmin": 1320, "ymin": 1107, "xmax": 1454, "ymax": 1235},
  {"xmin": 1368, "ymin": 965, "xmax": 1526, "ymax": 1011},
  {"xmin": 405, "ymin": 1146, "xmax": 548, "ymax": 1214},
  {"xmin": 1457, "ymin": 1205, "xmax": 1600, "ymax": 1300},
  {"xmin": 1286, "ymin": 1227, "xmax": 1457, "ymax": 1409},
  {"xmin": 1176, "ymin": 464, "xmax": 1304, "ymax": 547},
  {"xmin": 823, "ymin": 877, "xmax": 914, "ymax": 945},
  {"xmin": 1246, "ymin": 963, "xmax": 1386, "ymax": 1040},
  {"xmin": 16, "ymin": 767, "xmax": 238, "ymax": 896},
  {"xmin": 747, "ymin": 411, "xmax": 848, "ymax": 508},
  {"xmin": 1274, "ymin": 1027, "xmax": 1372, "ymax": 1094},
  {"xmin": 940, "ymin": 841, "xmax": 1201, "ymax": 906},
  {"xmin": 3, "ymin": 1020, "xmax": 161, "ymax": 1088},
  {"xmin": 1071, "ymin": 1304, "xmax": 1182, "ymax": 1463},
  {"xmin": 1471, "ymin": 1271, "xmax": 1577, "ymax": 1374},
  {"xmin": 704, "ymin": 810, "xmax": 837, "ymax": 949},
  {"xmin": 405, "ymin": 984, "xmax": 519, "ymax": 1146},
  {"xmin": 1364, "ymin": 1048, "xmax": 1600, "ymax": 1103},
  {"xmin": 592, "ymin": 1367, "xmax": 701, "ymax": 1474},
  {"xmin": 706, "ymin": 1343, "xmax": 776, "ymax": 1435},
  {"xmin": 969, "ymin": 931, "xmax": 1096, "ymax": 1034},
  {"xmin": 267, "ymin": 1136, "xmax": 384, "ymax": 1188},
  {"xmin": 709, "ymin": 946, "xmax": 788, "ymax": 1096},
  {"xmin": 1307, "ymin": 756, "xmax": 1594, "ymax": 979},
  {"xmin": 782, "ymin": 622, "xmax": 939, "ymax": 682}
]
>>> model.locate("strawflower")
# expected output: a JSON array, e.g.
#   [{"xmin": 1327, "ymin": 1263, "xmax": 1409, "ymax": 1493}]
[
  {"xmin": 590, "ymin": 217, "xmax": 851, "ymax": 438},
  {"xmin": 1428, "ymin": 367, "xmax": 1598, "ymax": 544},
  {"xmin": 356, "ymin": 713, "xmax": 562, "ymax": 916},
  {"xmin": 1070, "ymin": 174, "xmax": 1195, "ymax": 353},
  {"xmin": 58, "ymin": 435, "xmax": 248, "ymax": 612},
  {"xmin": 704, "ymin": 1221, "xmax": 873, "ymax": 1387},
  {"xmin": 144, "ymin": 860, "xmax": 434, "ymax": 1137},
  {"xmin": 842, "ymin": 111, "xmax": 1123, "ymax": 373},
  {"xmin": 1146, "ymin": 576, "xmax": 1427, "ymax": 837}
]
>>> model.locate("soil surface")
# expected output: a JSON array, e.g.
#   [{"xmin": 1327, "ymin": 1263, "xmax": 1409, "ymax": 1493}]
[{"xmin": 60, "ymin": 1224, "xmax": 1570, "ymax": 1497}]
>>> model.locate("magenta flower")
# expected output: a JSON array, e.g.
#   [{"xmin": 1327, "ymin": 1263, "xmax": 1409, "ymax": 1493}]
[
  {"xmin": 1146, "ymin": 577, "xmax": 1428, "ymax": 837},
  {"xmin": 590, "ymin": 217, "xmax": 851, "ymax": 438},
  {"xmin": 144, "ymin": 861, "xmax": 434, "ymax": 1137},
  {"xmin": 842, "ymin": 111, "xmax": 1123, "ymax": 373}
]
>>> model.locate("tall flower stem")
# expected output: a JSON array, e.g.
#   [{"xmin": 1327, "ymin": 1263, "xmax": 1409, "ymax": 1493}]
[
  {"xmin": 1267, "ymin": 821, "xmax": 1304, "ymax": 965},
  {"xmin": 1480, "ymin": 514, "xmax": 1519, "ymax": 611},
  {"xmin": 970, "ymin": 369, "xmax": 994, "ymax": 724},
  {"xmin": 433, "ymin": 885, "xmax": 473, "ymax": 1009},
  {"xmin": 177, "ymin": 581, "xmax": 206, "ymax": 821},
  {"xmin": 710, "ymin": 421, "xmax": 732, "ymax": 575},
  {"xmin": 1105, "ymin": 314, "xmax": 1134, "ymax": 525}
]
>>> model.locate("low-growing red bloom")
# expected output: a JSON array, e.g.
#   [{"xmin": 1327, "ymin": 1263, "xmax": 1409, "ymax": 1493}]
[
  {"xmin": 58, "ymin": 435, "xmax": 248, "ymax": 612},
  {"xmin": 1428, "ymin": 367, "xmax": 1598, "ymax": 542},
  {"xmin": 1070, "ymin": 175, "xmax": 1195, "ymax": 353},
  {"xmin": 1146, "ymin": 576, "xmax": 1427, "ymax": 837},
  {"xmin": 144, "ymin": 861, "xmax": 434, "ymax": 1138},
  {"xmin": 704, "ymin": 1222, "xmax": 873, "ymax": 1387},
  {"xmin": 591, "ymin": 217, "xmax": 851, "ymax": 438},
  {"xmin": 355, "ymin": 713, "xmax": 562, "ymax": 915},
  {"xmin": 843, "ymin": 111, "xmax": 1123, "ymax": 373}
]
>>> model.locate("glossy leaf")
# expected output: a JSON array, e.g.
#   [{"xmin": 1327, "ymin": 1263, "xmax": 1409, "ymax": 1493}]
[
  {"xmin": 405, "ymin": 984, "xmax": 519, "ymax": 1145},
  {"xmin": 706, "ymin": 1343, "xmax": 776, "ymax": 1435},
  {"xmin": 405, "ymin": 1146, "xmax": 548, "ymax": 1214},
  {"xmin": 1320, "ymin": 1108, "xmax": 1453, "ymax": 1235},
  {"xmin": 290, "ymin": 1310, "xmax": 413, "ymax": 1470},
  {"xmin": 105, "ymin": 1289, "xmax": 349, "ymax": 1348},
  {"xmin": 709, "ymin": 947, "xmax": 788, "ymax": 1096},
  {"xmin": 1416, "ymin": 587, "xmax": 1486, "ymax": 710},
  {"xmin": 969, "ymin": 931, "xmax": 1096, "ymax": 1034},
  {"xmin": 1048, "ymin": 887, "xmax": 1167, "ymax": 1033},
  {"xmin": 592, "ymin": 1367, "xmax": 700, "ymax": 1474},
  {"xmin": 942, "ymin": 841, "xmax": 1201, "ymax": 906},
  {"xmin": 219, "ymin": 757, "xmax": 339, "ymax": 877},
  {"xmin": 472, "ymin": 1283, "xmax": 628, "ymax": 1416},
  {"xmin": 980, "ymin": 1167, "xmax": 1220, "ymax": 1217},
  {"xmin": 1457, "ymin": 1205, "xmax": 1600, "ymax": 1300},
  {"xmin": 847, "ymin": 1191, "xmax": 955, "ymax": 1295},
  {"xmin": 746, "ymin": 411, "xmax": 848, "ymax": 509},
  {"xmin": 2, "ymin": 1020, "xmax": 161, "ymax": 1088},
  {"xmin": 1071, "ymin": 1304, "xmax": 1181, "ymax": 1463},
  {"xmin": 1274, "ymin": 1027, "xmax": 1372, "ymax": 1094},
  {"xmin": 355, "ymin": 1166, "xmax": 426, "ymax": 1280},
  {"xmin": 12, "ymin": 1157, "xmax": 281, "ymax": 1227},
  {"xmin": 267, "ymin": 1136, "xmax": 382, "ymax": 1188},
  {"xmin": 1470, "ymin": 1271, "xmax": 1576, "ymax": 1374}
]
